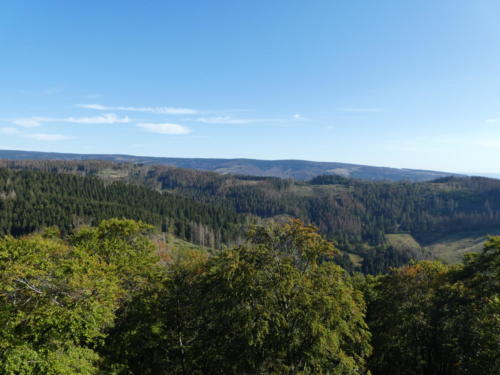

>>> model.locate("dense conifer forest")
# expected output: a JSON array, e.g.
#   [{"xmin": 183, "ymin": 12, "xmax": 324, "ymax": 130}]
[
  {"xmin": 2, "ymin": 160, "xmax": 500, "ymax": 272},
  {"xmin": 0, "ymin": 166, "xmax": 246, "ymax": 246}
]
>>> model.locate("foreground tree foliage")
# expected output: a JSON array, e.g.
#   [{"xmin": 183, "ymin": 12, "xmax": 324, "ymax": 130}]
[
  {"xmin": 105, "ymin": 220, "xmax": 372, "ymax": 374},
  {"xmin": 0, "ymin": 219, "xmax": 160, "ymax": 374},
  {"xmin": 1, "ymin": 218, "xmax": 498, "ymax": 374},
  {"xmin": 366, "ymin": 238, "xmax": 500, "ymax": 375},
  {"xmin": 0, "ymin": 230, "xmax": 122, "ymax": 374}
]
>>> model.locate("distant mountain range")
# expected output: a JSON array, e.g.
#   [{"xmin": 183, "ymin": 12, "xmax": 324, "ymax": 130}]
[{"xmin": 0, "ymin": 149, "xmax": 464, "ymax": 181}]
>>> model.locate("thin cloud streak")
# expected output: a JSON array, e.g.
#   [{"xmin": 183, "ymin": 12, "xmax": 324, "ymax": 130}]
[
  {"xmin": 196, "ymin": 116, "xmax": 255, "ymax": 124},
  {"xmin": 10, "ymin": 114, "xmax": 131, "ymax": 127},
  {"xmin": 1, "ymin": 127, "xmax": 20, "ymax": 135},
  {"xmin": 474, "ymin": 139, "xmax": 500, "ymax": 148},
  {"xmin": 486, "ymin": 118, "xmax": 500, "ymax": 123},
  {"xmin": 137, "ymin": 122, "xmax": 191, "ymax": 135},
  {"xmin": 195, "ymin": 114, "xmax": 307, "ymax": 125},
  {"xmin": 12, "ymin": 119, "xmax": 42, "ymax": 127},
  {"xmin": 79, "ymin": 103, "xmax": 197, "ymax": 115},
  {"xmin": 1, "ymin": 126, "xmax": 72, "ymax": 141},
  {"xmin": 63, "ymin": 114, "xmax": 131, "ymax": 124}
]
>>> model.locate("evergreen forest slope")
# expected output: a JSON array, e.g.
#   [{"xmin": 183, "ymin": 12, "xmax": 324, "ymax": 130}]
[{"xmin": 1, "ymin": 159, "xmax": 500, "ymax": 272}]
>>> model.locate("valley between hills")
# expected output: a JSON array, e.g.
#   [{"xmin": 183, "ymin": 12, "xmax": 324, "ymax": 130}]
[{"xmin": 1, "ymin": 156, "xmax": 499, "ymax": 273}]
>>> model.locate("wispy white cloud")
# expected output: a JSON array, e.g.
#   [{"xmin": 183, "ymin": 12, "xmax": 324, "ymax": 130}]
[
  {"xmin": 62, "ymin": 113, "xmax": 131, "ymax": 124},
  {"xmin": 196, "ymin": 116, "xmax": 255, "ymax": 124},
  {"xmin": 195, "ymin": 114, "xmax": 306, "ymax": 125},
  {"xmin": 486, "ymin": 118, "xmax": 500, "ymax": 123},
  {"xmin": 10, "ymin": 113, "xmax": 131, "ymax": 127},
  {"xmin": 25, "ymin": 133, "xmax": 73, "ymax": 141},
  {"xmin": 1, "ymin": 127, "xmax": 20, "ymax": 135},
  {"xmin": 474, "ymin": 139, "xmax": 500, "ymax": 148},
  {"xmin": 11, "ymin": 118, "xmax": 42, "ymax": 127},
  {"xmin": 78, "ymin": 104, "xmax": 112, "ymax": 110},
  {"xmin": 78, "ymin": 103, "xmax": 197, "ymax": 115},
  {"xmin": 137, "ymin": 122, "xmax": 191, "ymax": 135},
  {"xmin": 1, "ymin": 127, "xmax": 72, "ymax": 141}
]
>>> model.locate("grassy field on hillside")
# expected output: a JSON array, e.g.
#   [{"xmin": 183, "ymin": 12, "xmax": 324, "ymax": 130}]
[
  {"xmin": 384, "ymin": 231, "xmax": 500, "ymax": 264},
  {"xmin": 421, "ymin": 229, "xmax": 500, "ymax": 263},
  {"xmin": 385, "ymin": 234, "xmax": 422, "ymax": 252}
]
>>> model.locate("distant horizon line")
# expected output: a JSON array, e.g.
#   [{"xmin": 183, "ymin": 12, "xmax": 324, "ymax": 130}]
[{"xmin": 0, "ymin": 148, "xmax": 498, "ymax": 177}]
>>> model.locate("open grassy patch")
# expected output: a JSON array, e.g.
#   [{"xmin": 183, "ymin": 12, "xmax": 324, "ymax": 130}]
[
  {"xmin": 421, "ymin": 229, "xmax": 500, "ymax": 263},
  {"xmin": 97, "ymin": 168, "xmax": 130, "ymax": 179},
  {"xmin": 385, "ymin": 233, "xmax": 421, "ymax": 252},
  {"xmin": 346, "ymin": 252, "xmax": 363, "ymax": 267}
]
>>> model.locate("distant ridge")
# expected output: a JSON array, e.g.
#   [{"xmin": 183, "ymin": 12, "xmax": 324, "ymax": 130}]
[{"xmin": 0, "ymin": 149, "xmax": 463, "ymax": 182}]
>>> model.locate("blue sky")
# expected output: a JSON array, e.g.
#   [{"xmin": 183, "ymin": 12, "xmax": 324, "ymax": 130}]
[{"xmin": 1, "ymin": 0, "xmax": 500, "ymax": 173}]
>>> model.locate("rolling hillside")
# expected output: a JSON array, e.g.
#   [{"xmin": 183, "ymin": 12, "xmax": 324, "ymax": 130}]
[
  {"xmin": 1, "ymin": 159, "xmax": 500, "ymax": 271},
  {"xmin": 0, "ymin": 149, "xmax": 462, "ymax": 181}
]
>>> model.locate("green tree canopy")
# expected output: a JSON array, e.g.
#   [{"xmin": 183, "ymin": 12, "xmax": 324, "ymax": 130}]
[
  {"xmin": 0, "ymin": 233, "xmax": 122, "ymax": 374},
  {"xmin": 115, "ymin": 220, "xmax": 372, "ymax": 375},
  {"xmin": 366, "ymin": 237, "xmax": 500, "ymax": 375}
]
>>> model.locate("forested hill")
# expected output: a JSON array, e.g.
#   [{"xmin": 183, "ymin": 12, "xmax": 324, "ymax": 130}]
[
  {"xmin": 0, "ymin": 167, "xmax": 247, "ymax": 245},
  {"xmin": 2, "ymin": 159, "xmax": 500, "ymax": 272},
  {"xmin": 0, "ymin": 149, "xmax": 462, "ymax": 181}
]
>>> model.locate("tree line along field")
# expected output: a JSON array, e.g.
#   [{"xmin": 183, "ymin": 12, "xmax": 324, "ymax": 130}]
[
  {"xmin": 0, "ymin": 218, "xmax": 498, "ymax": 374},
  {"xmin": 2, "ymin": 159, "xmax": 500, "ymax": 273}
]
